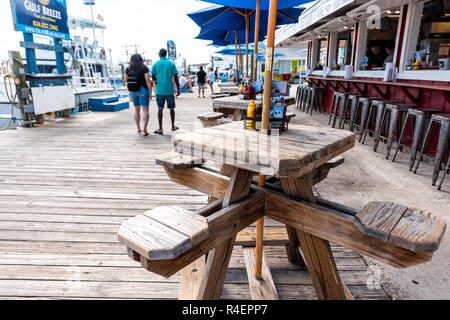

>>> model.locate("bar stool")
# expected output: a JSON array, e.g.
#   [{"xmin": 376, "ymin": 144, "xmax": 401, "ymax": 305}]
[
  {"xmin": 392, "ymin": 108, "xmax": 442, "ymax": 170},
  {"xmin": 374, "ymin": 103, "xmax": 415, "ymax": 159},
  {"xmin": 437, "ymin": 157, "xmax": 449, "ymax": 191},
  {"xmin": 306, "ymin": 87, "xmax": 324, "ymax": 115},
  {"xmin": 413, "ymin": 114, "xmax": 450, "ymax": 186},
  {"xmin": 361, "ymin": 100, "xmax": 397, "ymax": 145},
  {"xmin": 341, "ymin": 94, "xmax": 359, "ymax": 130},
  {"xmin": 329, "ymin": 92, "xmax": 349, "ymax": 128},
  {"xmin": 299, "ymin": 86, "xmax": 310, "ymax": 112},
  {"xmin": 361, "ymin": 99, "xmax": 386, "ymax": 145},
  {"xmin": 296, "ymin": 85, "xmax": 306, "ymax": 110},
  {"xmin": 352, "ymin": 97, "xmax": 374, "ymax": 139}
]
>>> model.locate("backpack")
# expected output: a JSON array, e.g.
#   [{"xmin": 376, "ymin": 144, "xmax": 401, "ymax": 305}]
[{"xmin": 127, "ymin": 68, "xmax": 141, "ymax": 92}]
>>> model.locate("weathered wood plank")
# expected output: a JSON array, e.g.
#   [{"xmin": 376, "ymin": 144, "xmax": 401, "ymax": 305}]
[
  {"xmin": 389, "ymin": 208, "xmax": 447, "ymax": 252},
  {"xmin": 144, "ymin": 206, "xmax": 209, "ymax": 246},
  {"xmin": 354, "ymin": 201, "xmax": 408, "ymax": 241},
  {"xmin": 118, "ymin": 214, "xmax": 192, "ymax": 261},
  {"xmin": 242, "ymin": 247, "xmax": 279, "ymax": 300},
  {"xmin": 155, "ymin": 151, "xmax": 203, "ymax": 170}
]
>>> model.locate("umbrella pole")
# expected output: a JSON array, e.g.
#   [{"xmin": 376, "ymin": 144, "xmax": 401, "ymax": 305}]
[
  {"xmin": 245, "ymin": 12, "xmax": 249, "ymax": 78},
  {"xmin": 253, "ymin": 0, "xmax": 265, "ymax": 281},
  {"xmin": 261, "ymin": 0, "xmax": 278, "ymax": 133},
  {"xmin": 252, "ymin": 0, "xmax": 260, "ymax": 82},
  {"xmin": 256, "ymin": 0, "xmax": 278, "ymax": 280},
  {"xmin": 234, "ymin": 31, "xmax": 238, "ymax": 82},
  {"xmin": 239, "ymin": 41, "xmax": 243, "ymax": 79}
]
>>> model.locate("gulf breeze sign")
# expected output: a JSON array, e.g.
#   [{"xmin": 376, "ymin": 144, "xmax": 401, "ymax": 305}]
[{"xmin": 10, "ymin": 0, "xmax": 70, "ymax": 40}]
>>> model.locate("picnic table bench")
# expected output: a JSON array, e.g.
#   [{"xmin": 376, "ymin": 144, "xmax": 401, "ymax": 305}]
[{"xmin": 118, "ymin": 121, "xmax": 446, "ymax": 300}]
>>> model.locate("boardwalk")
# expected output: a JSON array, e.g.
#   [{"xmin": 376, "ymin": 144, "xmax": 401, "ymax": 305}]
[{"xmin": 0, "ymin": 94, "xmax": 388, "ymax": 300}]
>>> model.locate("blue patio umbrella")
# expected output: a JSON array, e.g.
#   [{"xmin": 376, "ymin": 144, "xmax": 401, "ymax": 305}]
[
  {"xmin": 189, "ymin": 4, "xmax": 303, "ymax": 76},
  {"xmin": 196, "ymin": 28, "xmax": 263, "ymax": 75},
  {"xmin": 196, "ymin": 28, "xmax": 264, "ymax": 43},
  {"xmin": 188, "ymin": 5, "xmax": 304, "ymax": 32},
  {"xmin": 198, "ymin": 0, "xmax": 312, "ymax": 10}
]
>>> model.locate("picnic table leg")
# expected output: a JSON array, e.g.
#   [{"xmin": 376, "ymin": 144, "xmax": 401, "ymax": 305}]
[
  {"xmin": 233, "ymin": 109, "xmax": 243, "ymax": 121},
  {"xmin": 180, "ymin": 163, "xmax": 236, "ymax": 298},
  {"xmin": 280, "ymin": 175, "xmax": 351, "ymax": 300},
  {"xmin": 196, "ymin": 167, "xmax": 255, "ymax": 300}
]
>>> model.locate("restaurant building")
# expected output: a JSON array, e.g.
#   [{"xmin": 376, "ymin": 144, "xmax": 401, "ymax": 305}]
[{"xmin": 275, "ymin": 0, "xmax": 450, "ymax": 113}]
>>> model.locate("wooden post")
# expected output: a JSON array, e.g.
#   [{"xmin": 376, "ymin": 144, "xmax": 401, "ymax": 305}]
[
  {"xmin": 235, "ymin": 30, "xmax": 238, "ymax": 82},
  {"xmin": 245, "ymin": 11, "xmax": 249, "ymax": 77},
  {"xmin": 252, "ymin": 0, "xmax": 261, "ymax": 82},
  {"xmin": 254, "ymin": 174, "xmax": 265, "ymax": 279},
  {"xmin": 261, "ymin": 0, "xmax": 278, "ymax": 134}
]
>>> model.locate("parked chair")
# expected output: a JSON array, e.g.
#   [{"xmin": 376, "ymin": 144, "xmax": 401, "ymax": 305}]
[
  {"xmin": 413, "ymin": 114, "xmax": 450, "ymax": 186},
  {"xmin": 329, "ymin": 92, "xmax": 349, "ymax": 128},
  {"xmin": 374, "ymin": 103, "xmax": 415, "ymax": 159},
  {"xmin": 392, "ymin": 108, "xmax": 442, "ymax": 170}
]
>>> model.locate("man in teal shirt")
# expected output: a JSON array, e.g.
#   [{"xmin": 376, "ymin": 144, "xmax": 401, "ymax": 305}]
[{"xmin": 151, "ymin": 48, "xmax": 180, "ymax": 134}]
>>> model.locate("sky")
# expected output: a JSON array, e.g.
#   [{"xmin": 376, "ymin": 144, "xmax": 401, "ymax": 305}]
[{"xmin": 0, "ymin": 0, "xmax": 224, "ymax": 65}]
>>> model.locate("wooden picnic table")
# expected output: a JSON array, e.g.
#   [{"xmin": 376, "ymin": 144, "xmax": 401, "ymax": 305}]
[
  {"xmin": 118, "ymin": 121, "xmax": 446, "ymax": 300},
  {"xmin": 213, "ymin": 95, "xmax": 296, "ymax": 120}
]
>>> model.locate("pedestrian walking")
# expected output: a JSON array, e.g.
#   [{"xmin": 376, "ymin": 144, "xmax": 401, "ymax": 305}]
[
  {"xmin": 151, "ymin": 48, "xmax": 180, "ymax": 135},
  {"xmin": 124, "ymin": 53, "xmax": 152, "ymax": 136},
  {"xmin": 207, "ymin": 67, "xmax": 215, "ymax": 96},
  {"xmin": 197, "ymin": 66, "xmax": 207, "ymax": 98}
]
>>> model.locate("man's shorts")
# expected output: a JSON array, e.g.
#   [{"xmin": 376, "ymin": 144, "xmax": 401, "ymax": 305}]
[
  {"xmin": 129, "ymin": 87, "xmax": 150, "ymax": 107},
  {"xmin": 156, "ymin": 94, "xmax": 176, "ymax": 110},
  {"xmin": 197, "ymin": 82, "xmax": 205, "ymax": 87}
]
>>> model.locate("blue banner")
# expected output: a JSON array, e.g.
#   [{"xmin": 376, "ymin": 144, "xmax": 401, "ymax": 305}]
[
  {"xmin": 167, "ymin": 40, "xmax": 177, "ymax": 60},
  {"xmin": 10, "ymin": 0, "xmax": 70, "ymax": 40}
]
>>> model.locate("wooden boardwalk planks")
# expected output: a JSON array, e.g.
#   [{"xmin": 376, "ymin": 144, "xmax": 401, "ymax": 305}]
[{"xmin": 0, "ymin": 99, "xmax": 388, "ymax": 300}]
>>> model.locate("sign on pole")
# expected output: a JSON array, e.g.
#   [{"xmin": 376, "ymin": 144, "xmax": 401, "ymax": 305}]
[
  {"xmin": 10, "ymin": 0, "xmax": 70, "ymax": 40},
  {"xmin": 167, "ymin": 40, "xmax": 177, "ymax": 60}
]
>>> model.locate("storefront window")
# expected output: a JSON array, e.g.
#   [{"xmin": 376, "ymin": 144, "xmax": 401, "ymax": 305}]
[
  {"xmin": 360, "ymin": 8, "xmax": 400, "ymax": 70},
  {"xmin": 334, "ymin": 28, "xmax": 354, "ymax": 70},
  {"xmin": 315, "ymin": 38, "xmax": 328, "ymax": 70},
  {"xmin": 407, "ymin": 0, "xmax": 450, "ymax": 71}
]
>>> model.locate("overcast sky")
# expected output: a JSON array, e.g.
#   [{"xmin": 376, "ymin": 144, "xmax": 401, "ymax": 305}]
[{"xmin": 0, "ymin": 0, "xmax": 223, "ymax": 65}]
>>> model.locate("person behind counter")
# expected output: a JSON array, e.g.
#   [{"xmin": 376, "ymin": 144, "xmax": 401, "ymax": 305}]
[
  {"xmin": 367, "ymin": 41, "xmax": 387, "ymax": 68},
  {"xmin": 384, "ymin": 41, "xmax": 395, "ymax": 67}
]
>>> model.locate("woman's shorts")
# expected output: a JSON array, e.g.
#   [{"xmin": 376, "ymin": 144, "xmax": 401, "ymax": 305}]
[
  {"xmin": 198, "ymin": 82, "xmax": 205, "ymax": 87},
  {"xmin": 129, "ymin": 87, "xmax": 150, "ymax": 107}
]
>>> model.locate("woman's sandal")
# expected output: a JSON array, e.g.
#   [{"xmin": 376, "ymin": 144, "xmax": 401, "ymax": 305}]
[
  {"xmin": 172, "ymin": 126, "xmax": 179, "ymax": 132},
  {"xmin": 154, "ymin": 130, "xmax": 163, "ymax": 135},
  {"xmin": 143, "ymin": 131, "xmax": 150, "ymax": 136}
]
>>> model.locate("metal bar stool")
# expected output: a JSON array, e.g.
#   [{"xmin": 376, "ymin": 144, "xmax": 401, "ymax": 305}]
[
  {"xmin": 329, "ymin": 92, "xmax": 349, "ymax": 128},
  {"xmin": 296, "ymin": 85, "xmax": 307, "ymax": 110},
  {"xmin": 295, "ymin": 86, "xmax": 302, "ymax": 110},
  {"xmin": 301, "ymin": 86, "xmax": 311, "ymax": 112},
  {"xmin": 352, "ymin": 97, "xmax": 374, "ymax": 140},
  {"xmin": 437, "ymin": 157, "xmax": 450, "ymax": 191},
  {"xmin": 306, "ymin": 87, "xmax": 324, "ymax": 115},
  {"xmin": 341, "ymin": 94, "xmax": 359, "ymax": 130},
  {"xmin": 413, "ymin": 114, "xmax": 450, "ymax": 186},
  {"xmin": 374, "ymin": 103, "xmax": 415, "ymax": 159},
  {"xmin": 361, "ymin": 100, "xmax": 397, "ymax": 145},
  {"xmin": 392, "ymin": 108, "xmax": 442, "ymax": 170}
]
